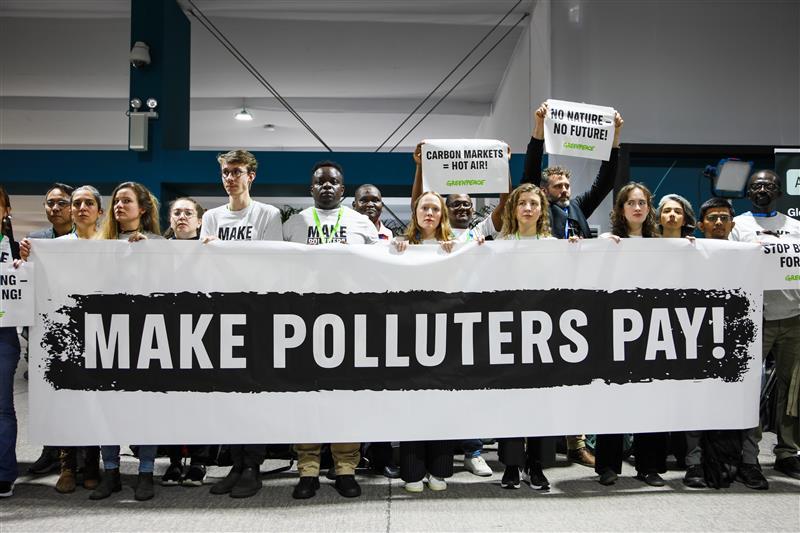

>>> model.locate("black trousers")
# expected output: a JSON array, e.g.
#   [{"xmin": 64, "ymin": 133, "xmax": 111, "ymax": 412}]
[
  {"xmin": 595, "ymin": 433, "xmax": 668, "ymax": 475},
  {"xmin": 167, "ymin": 445, "xmax": 210, "ymax": 466},
  {"xmin": 230, "ymin": 444, "xmax": 267, "ymax": 469},
  {"xmin": 498, "ymin": 437, "xmax": 545, "ymax": 468},
  {"xmin": 399, "ymin": 441, "xmax": 454, "ymax": 483},
  {"xmin": 365, "ymin": 442, "xmax": 395, "ymax": 469}
]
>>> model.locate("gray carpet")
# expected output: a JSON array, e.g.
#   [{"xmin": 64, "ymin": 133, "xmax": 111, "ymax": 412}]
[{"xmin": 3, "ymin": 359, "xmax": 799, "ymax": 532}]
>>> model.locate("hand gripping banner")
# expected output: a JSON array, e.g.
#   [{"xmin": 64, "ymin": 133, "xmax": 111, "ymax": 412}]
[{"xmin": 29, "ymin": 239, "xmax": 762, "ymax": 445}]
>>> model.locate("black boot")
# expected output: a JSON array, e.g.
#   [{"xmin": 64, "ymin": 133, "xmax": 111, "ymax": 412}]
[
  {"xmin": 209, "ymin": 467, "xmax": 242, "ymax": 495},
  {"xmin": 134, "ymin": 472, "xmax": 155, "ymax": 501},
  {"xmin": 89, "ymin": 468, "xmax": 121, "ymax": 500},
  {"xmin": 230, "ymin": 467, "xmax": 261, "ymax": 498},
  {"xmin": 28, "ymin": 446, "xmax": 60, "ymax": 475}
]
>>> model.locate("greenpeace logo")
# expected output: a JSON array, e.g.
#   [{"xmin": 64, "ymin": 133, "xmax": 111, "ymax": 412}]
[
  {"xmin": 563, "ymin": 142, "xmax": 595, "ymax": 151},
  {"xmin": 446, "ymin": 179, "xmax": 486, "ymax": 187},
  {"xmin": 786, "ymin": 274, "xmax": 800, "ymax": 282}
]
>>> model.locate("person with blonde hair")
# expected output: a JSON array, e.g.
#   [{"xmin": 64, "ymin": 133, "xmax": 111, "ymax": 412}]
[
  {"xmin": 97, "ymin": 181, "xmax": 161, "ymax": 241},
  {"xmin": 500, "ymin": 183, "xmax": 552, "ymax": 240}
]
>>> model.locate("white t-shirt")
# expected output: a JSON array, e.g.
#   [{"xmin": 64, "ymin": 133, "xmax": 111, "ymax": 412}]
[
  {"xmin": 730, "ymin": 211, "xmax": 800, "ymax": 321},
  {"xmin": 283, "ymin": 205, "xmax": 378, "ymax": 244},
  {"xmin": 0, "ymin": 235, "xmax": 11, "ymax": 264},
  {"xmin": 453, "ymin": 217, "xmax": 498, "ymax": 242},
  {"xmin": 200, "ymin": 201, "xmax": 282, "ymax": 241},
  {"xmin": 377, "ymin": 222, "xmax": 394, "ymax": 241}
]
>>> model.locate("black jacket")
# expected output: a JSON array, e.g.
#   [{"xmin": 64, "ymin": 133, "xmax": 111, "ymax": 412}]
[{"xmin": 520, "ymin": 138, "xmax": 618, "ymax": 239}]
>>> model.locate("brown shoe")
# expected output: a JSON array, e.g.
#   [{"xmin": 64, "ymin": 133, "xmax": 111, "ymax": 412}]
[
  {"xmin": 567, "ymin": 447, "xmax": 596, "ymax": 467},
  {"xmin": 55, "ymin": 469, "xmax": 77, "ymax": 494}
]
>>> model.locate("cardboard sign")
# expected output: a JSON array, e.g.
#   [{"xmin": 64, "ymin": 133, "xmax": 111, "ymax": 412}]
[
  {"xmin": 0, "ymin": 261, "xmax": 34, "ymax": 327},
  {"xmin": 760, "ymin": 237, "xmax": 800, "ymax": 289},
  {"xmin": 422, "ymin": 139, "xmax": 510, "ymax": 194},
  {"xmin": 544, "ymin": 99, "xmax": 616, "ymax": 161}
]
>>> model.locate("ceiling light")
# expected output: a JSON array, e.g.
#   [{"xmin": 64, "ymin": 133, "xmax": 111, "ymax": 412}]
[{"xmin": 234, "ymin": 107, "xmax": 253, "ymax": 121}]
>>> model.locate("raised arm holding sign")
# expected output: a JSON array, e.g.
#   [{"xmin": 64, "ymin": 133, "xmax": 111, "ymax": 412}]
[
  {"xmin": 543, "ymin": 99, "xmax": 617, "ymax": 161},
  {"xmin": 413, "ymin": 142, "xmax": 510, "ymax": 240},
  {"xmin": 521, "ymin": 101, "xmax": 623, "ymax": 240}
]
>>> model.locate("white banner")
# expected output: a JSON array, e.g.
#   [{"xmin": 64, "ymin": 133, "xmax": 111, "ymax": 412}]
[
  {"xmin": 29, "ymin": 239, "xmax": 762, "ymax": 445},
  {"xmin": 421, "ymin": 139, "xmax": 510, "ymax": 194},
  {"xmin": 760, "ymin": 237, "xmax": 800, "ymax": 289},
  {"xmin": 0, "ymin": 262, "xmax": 34, "ymax": 327},
  {"xmin": 544, "ymin": 99, "xmax": 616, "ymax": 161}
]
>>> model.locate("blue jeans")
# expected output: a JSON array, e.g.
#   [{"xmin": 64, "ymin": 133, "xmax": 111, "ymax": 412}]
[
  {"xmin": 0, "ymin": 328, "xmax": 21, "ymax": 483},
  {"xmin": 462, "ymin": 439, "xmax": 483, "ymax": 458},
  {"xmin": 101, "ymin": 445, "xmax": 158, "ymax": 473}
]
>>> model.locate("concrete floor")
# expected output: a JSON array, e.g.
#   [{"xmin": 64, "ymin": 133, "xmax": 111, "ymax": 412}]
[{"xmin": 3, "ymin": 360, "xmax": 799, "ymax": 532}]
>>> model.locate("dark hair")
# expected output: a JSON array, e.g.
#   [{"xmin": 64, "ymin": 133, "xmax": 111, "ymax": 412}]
[
  {"xmin": 445, "ymin": 193, "xmax": 472, "ymax": 207},
  {"xmin": 164, "ymin": 197, "xmax": 205, "ymax": 239},
  {"xmin": 610, "ymin": 182, "xmax": 659, "ymax": 238},
  {"xmin": 541, "ymin": 166, "xmax": 571, "ymax": 187},
  {"xmin": 354, "ymin": 183, "xmax": 381, "ymax": 198},
  {"xmin": 0, "ymin": 184, "xmax": 9, "ymax": 210},
  {"xmin": 46, "ymin": 182, "xmax": 75, "ymax": 198},
  {"xmin": 311, "ymin": 160, "xmax": 343, "ymax": 177},
  {"xmin": 699, "ymin": 197, "xmax": 735, "ymax": 221}
]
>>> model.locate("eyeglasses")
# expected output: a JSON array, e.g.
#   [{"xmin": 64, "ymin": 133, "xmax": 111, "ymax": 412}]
[
  {"xmin": 45, "ymin": 199, "xmax": 70, "ymax": 208},
  {"xmin": 221, "ymin": 168, "xmax": 249, "ymax": 179},
  {"xmin": 748, "ymin": 181, "xmax": 778, "ymax": 192},
  {"xmin": 447, "ymin": 201, "xmax": 472, "ymax": 209},
  {"xmin": 705, "ymin": 214, "xmax": 732, "ymax": 223},
  {"xmin": 171, "ymin": 209, "xmax": 197, "ymax": 218}
]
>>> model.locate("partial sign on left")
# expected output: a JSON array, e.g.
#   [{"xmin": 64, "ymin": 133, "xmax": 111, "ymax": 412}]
[{"xmin": 0, "ymin": 262, "xmax": 34, "ymax": 327}]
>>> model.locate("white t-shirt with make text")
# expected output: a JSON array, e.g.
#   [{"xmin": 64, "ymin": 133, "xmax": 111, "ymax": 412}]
[
  {"xmin": 283, "ymin": 205, "xmax": 378, "ymax": 244},
  {"xmin": 200, "ymin": 201, "xmax": 282, "ymax": 241}
]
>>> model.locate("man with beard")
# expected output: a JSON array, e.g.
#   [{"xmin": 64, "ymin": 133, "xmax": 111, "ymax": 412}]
[
  {"xmin": 520, "ymin": 101, "xmax": 623, "ymax": 468},
  {"xmin": 730, "ymin": 170, "xmax": 800, "ymax": 481},
  {"xmin": 352, "ymin": 184, "xmax": 393, "ymax": 240},
  {"xmin": 283, "ymin": 161, "xmax": 377, "ymax": 500},
  {"xmin": 521, "ymin": 101, "xmax": 623, "ymax": 239}
]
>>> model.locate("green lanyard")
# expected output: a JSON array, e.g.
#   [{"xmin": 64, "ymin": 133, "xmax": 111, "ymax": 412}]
[
  {"xmin": 312, "ymin": 207, "xmax": 344, "ymax": 244},
  {"xmin": 514, "ymin": 232, "xmax": 539, "ymax": 240}
]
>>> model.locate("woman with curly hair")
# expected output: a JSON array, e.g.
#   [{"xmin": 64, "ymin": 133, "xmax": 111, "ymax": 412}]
[
  {"xmin": 604, "ymin": 182, "xmax": 659, "ymax": 240},
  {"xmin": 500, "ymin": 183, "xmax": 552, "ymax": 240},
  {"xmin": 596, "ymin": 182, "xmax": 669, "ymax": 487}
]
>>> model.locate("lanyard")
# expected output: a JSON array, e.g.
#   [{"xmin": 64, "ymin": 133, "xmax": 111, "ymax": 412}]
[
  {"xmin": 312, "ymin": 207, "xmax": 344, "ymax": 244},
  {"xmin": 514, "ymin": 232, "xmax": 539, "ymax": 240}
]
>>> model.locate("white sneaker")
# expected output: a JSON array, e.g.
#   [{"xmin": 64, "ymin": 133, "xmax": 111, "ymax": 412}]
[
  {"xmin": 404, "ymin": 480, "xmax": 423, "ymax": 493},
  {"xmin": 464, "ymin": 455, "xmax": 493, "ymax": 477},
  {"xmin": 426, "ymin": 475, "xmax": 447, "ymax": 491}
]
